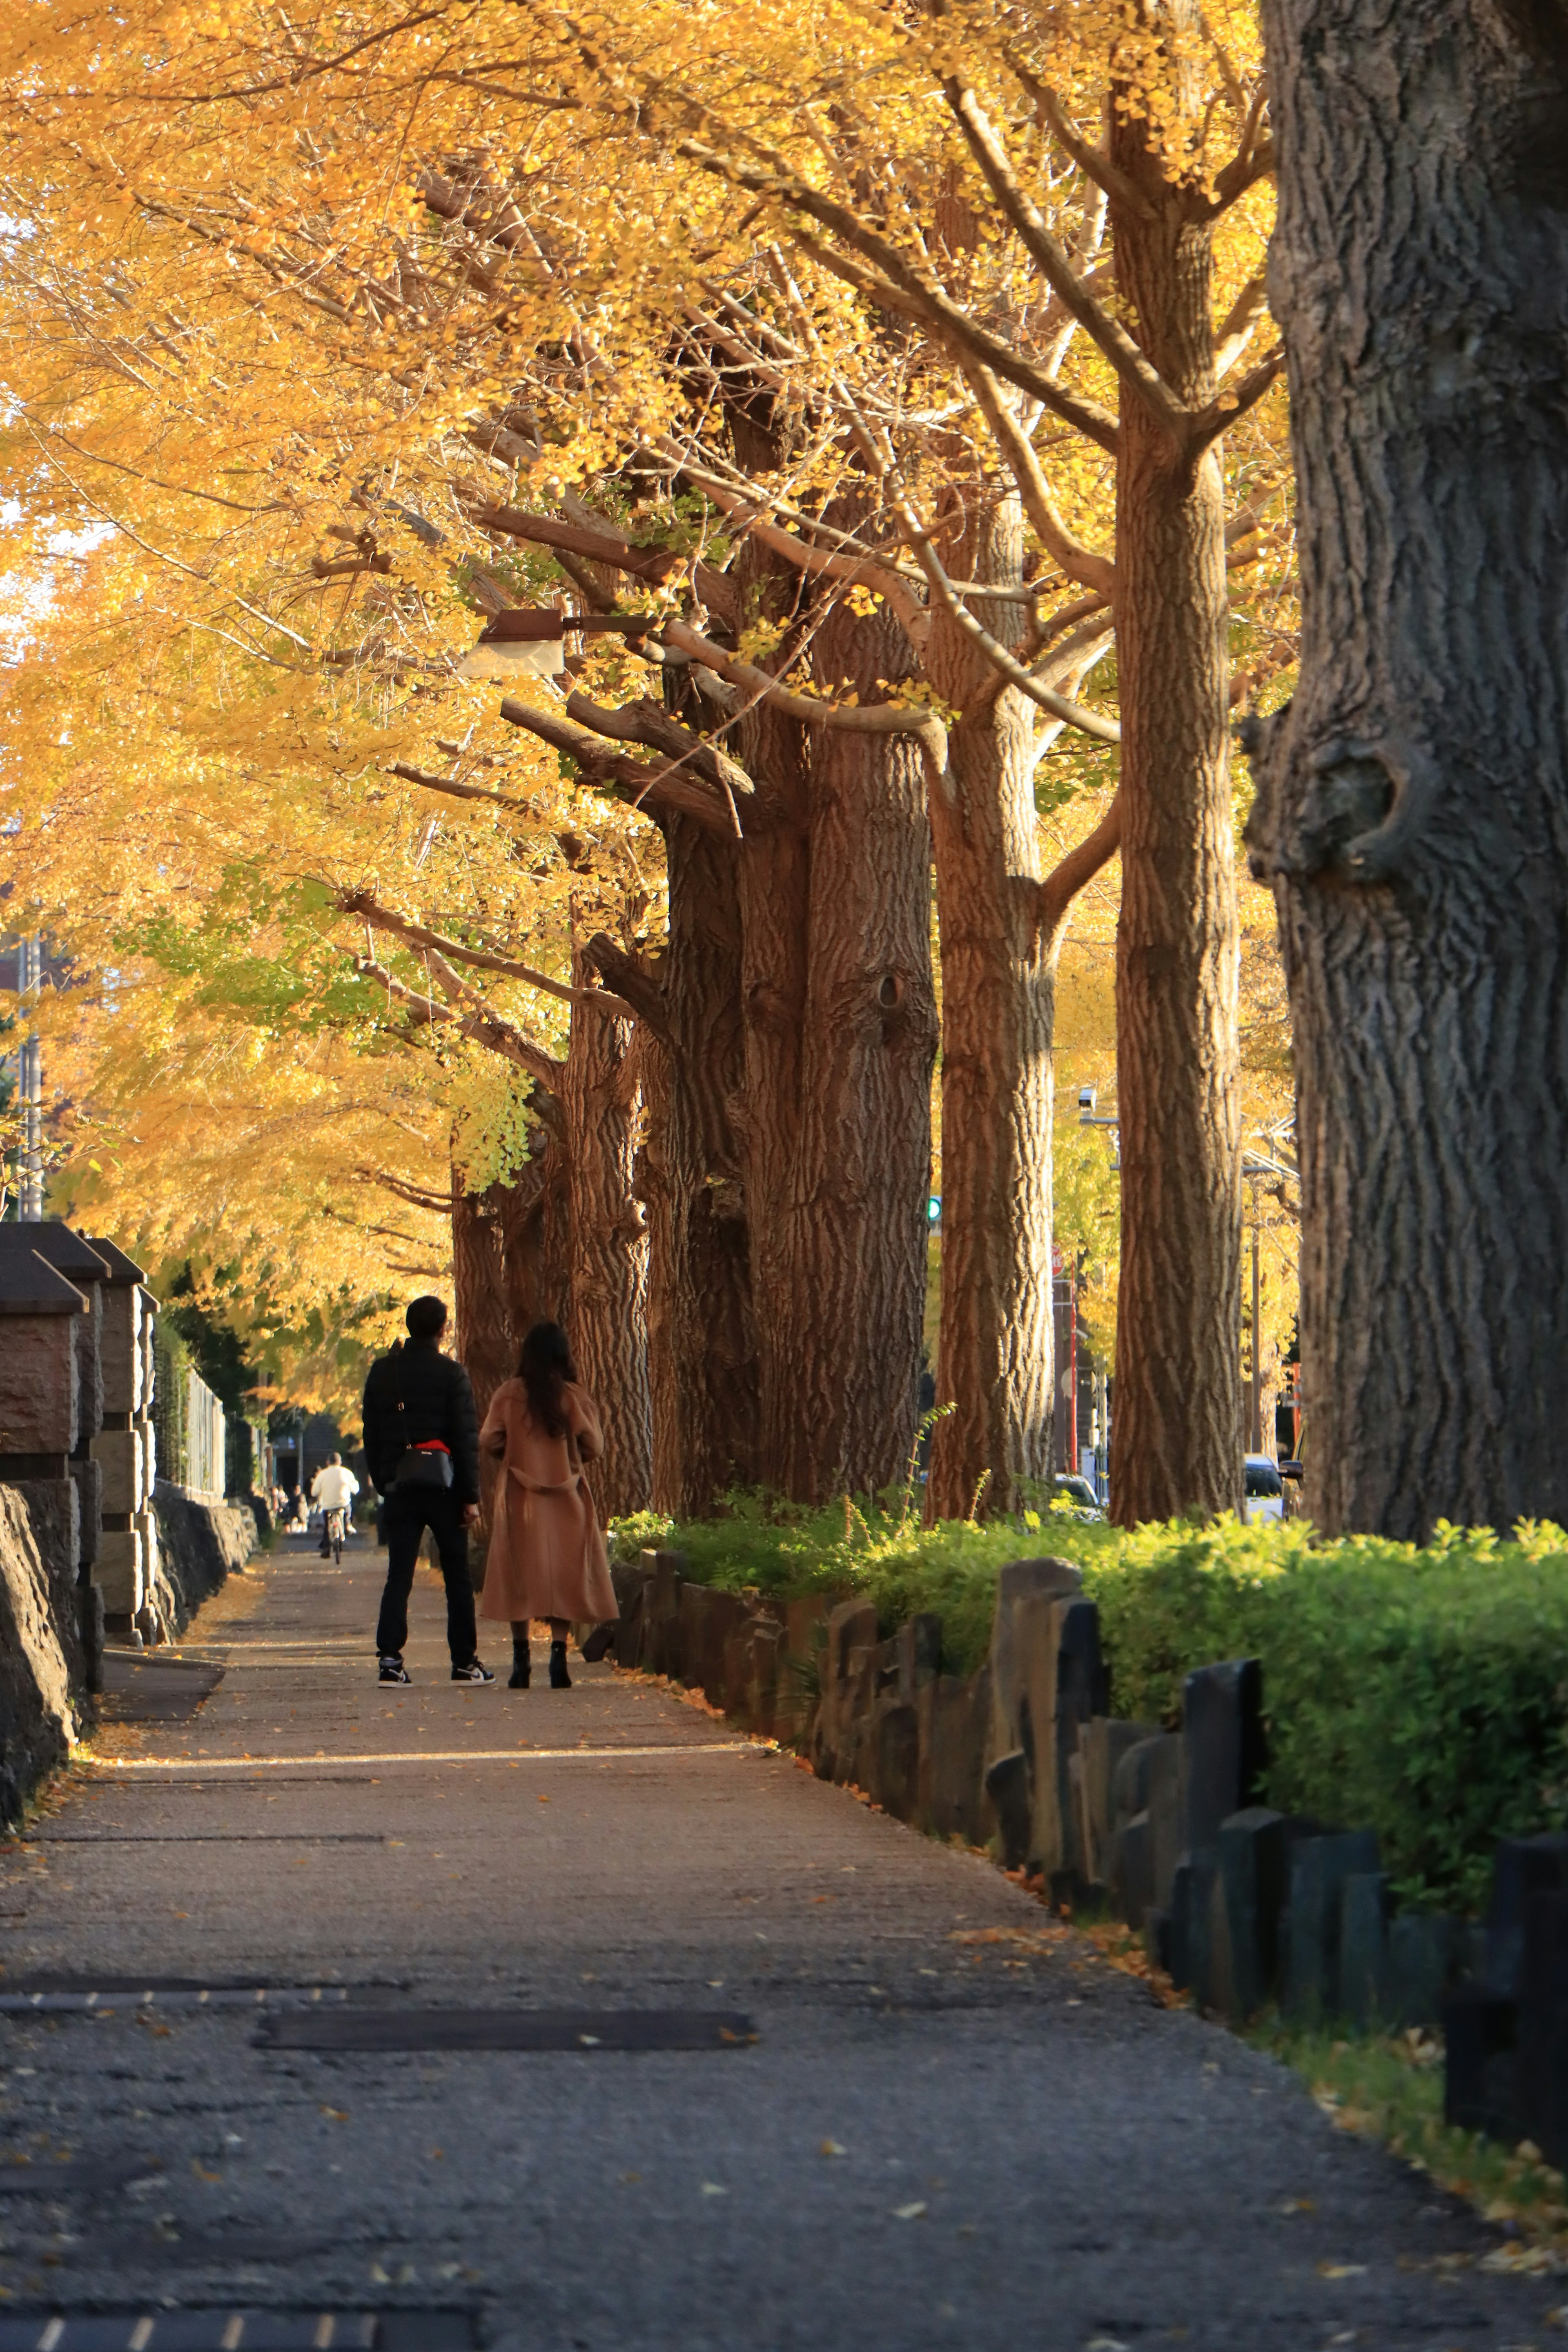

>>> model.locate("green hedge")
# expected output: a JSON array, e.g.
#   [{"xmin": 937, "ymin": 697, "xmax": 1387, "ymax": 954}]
[{"xmin": 612, "ymin": 1498, "xmax": 1568, "ymax": 1913}]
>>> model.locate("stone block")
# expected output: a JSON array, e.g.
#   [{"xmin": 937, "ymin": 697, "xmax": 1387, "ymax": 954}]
[
  {"xmin": 1109, "ymin": 1813, "xmax": 1154, "ymax": 1929},
  {"xmin": 1444, "ymin": 1987, "xmax": 1518, "ymax": 2138},
  {"xmin": 984, "ymin": 1748, "xmax": 1032, "ymax": 1868},
  {"xmin": 93, "ymin": 1425, "xmax": 143, "ymax": 1515},
  {"xmin": 1144, "ymin": 1735, "xmax": 1187, "ymax": 1923},
  {"xmin": 785, "ymin": 1594, "xmax": 832, "ymax": 1661},
  {"xmin": 917, "ymin": 1664, "xmax": 993, "ymax": 1847},
  {"xmin": 1340, "ymin": 1872, "xmax": 1394, "ymax": 2030},
  {"xmin": 1283, "ymin": 1831, "xmax": 1381, "ymax": 2020},
  {"xmin": 1216, "ymin": 1806, "xmax": 1290, "ymax": 2021},
  {"xmin": 1514, "ymin": 1891, "xmax": 1568, "ymax": 2167},
  {"xmin": 1387, "ymin": 1912, "xmax": 1466, "ymax": 2029},
  {"xmin": 98, "ymin": 1524, "xmax": 147, "ymax": 1617},
  {"xmin": 0, "ymin": 1485, "xmax": 85, "ymax": 1824},
  {"xmin": 69, "ymin": 1456, "xmax": 101, "ymax": 1570},
  {"xmin": 739, "ymin": 1616, "xmax": 784, "ymax": 1737},
  {"xmin": 1167, "ymin": 1846, "xmax": 1221, "ymax": 1996},
  {"xmin": 641, "ymin": 1548, "xmax": 686, "ymax": 1678},
  {"xmin": 873, "ymin": 1699, "xmax": 920, "ymax": 1823},
  {"xmin": 987, "ymin": 1556, "xmax": 1084, "ymax": 1763},
  {"xmin": 608, "ymin": 1561, "xmax": 652, "ymax": 1668},
  {"xmin": 1183, "ymin": 1658, "xmax": 1267, "ymax": 1853},
  {"xmin": 1016, "ymin": 1592, "xmax": 1108, "ymax": 1885},
  {"xmin": 820, "ymin": 1597, "xmax": 879, "ymax": 1775},
  {"xmin": 0, "ymin": 1305, "xmax": 80, "ymax": 1457},
  {"xmin": 1078, "ymin": 1717, "xmax": 1161, "ymax": 1889},
  {"xmin": 1484, "ymin": 1832, "xmax": 1568, "ymax": 1997},
  {"xmin": 678, "ymin": 1583, "xmax": 747, "ymax": 1704},
  {"xmin": 895, "ymin": 1613, "xmax": 942, "ymax": 1702},
  {"xmin": 87, "ymin": 1241, "xmax": 149, "ymax": 1419},
  {"xmin": 1, "ymin": 1226, "xmax": 106, "ymax": 1443}
]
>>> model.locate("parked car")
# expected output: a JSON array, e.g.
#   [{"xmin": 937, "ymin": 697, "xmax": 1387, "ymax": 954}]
[
  {"xmin": 1243, "ymin": 1453, "xmax": 1284, "ymax": 1524},
  {"xmin": 1051, "ymin": 1472, "xmax": 1106, "ymax": 1523}
]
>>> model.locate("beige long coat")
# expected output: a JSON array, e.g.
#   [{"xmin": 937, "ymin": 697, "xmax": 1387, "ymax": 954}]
[{"xmin": 477, "ymin": 1377, "xmax": 618, "ymax": 1626}]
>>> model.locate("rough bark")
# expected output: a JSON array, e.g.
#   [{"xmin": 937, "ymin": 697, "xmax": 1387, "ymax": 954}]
[
  {"xmin": 1249, "ymin": 0, "xmax": 1568, "ymax": 1536},
  {"xmin": 1108, "ymin": 31, "xmax": 1245, "ymax": 1525},
  {"xmin": 924, "ymin": 497, "xmax": 1058, "ymax": 1522},
  {"xmin": 635, "ymin": 813, "xmax": 757, "ymax": 1515},
  {"xmin": 782, "ymin": 605, "xmax": 937, "ymax": 1499},
  {"xmin": 559, "ymin": 963, "xmax": 653, "ymax": 1519},
  {"xmin": 451, "ymin": 1167, "xmax": 516, "ymax": 1424}
]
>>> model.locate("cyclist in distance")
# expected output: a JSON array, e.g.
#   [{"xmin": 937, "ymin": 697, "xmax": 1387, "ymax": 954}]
[{"xmin": 311, "ymin": 1451, "xmax": 360, "ymax": 1561}]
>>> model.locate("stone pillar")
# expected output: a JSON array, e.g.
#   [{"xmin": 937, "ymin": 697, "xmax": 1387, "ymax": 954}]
[{"xmin": 87, "ymin": 1238, "xmax": 160, "ymax": 1642}]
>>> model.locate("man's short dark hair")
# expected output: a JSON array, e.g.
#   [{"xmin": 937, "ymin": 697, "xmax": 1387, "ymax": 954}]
[{"xmin": 406, "ymin": 1295, "xmax": 448, "ymax": 1341}]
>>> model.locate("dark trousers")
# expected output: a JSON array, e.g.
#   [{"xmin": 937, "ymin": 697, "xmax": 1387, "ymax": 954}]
[{"xmin": 374, "ymin": 1487, "xmax": 477, "ymax": 1666}]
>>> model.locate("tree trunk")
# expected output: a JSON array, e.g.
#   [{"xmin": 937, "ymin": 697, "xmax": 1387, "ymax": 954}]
[
  {"xmin": 740, "ymin": 587, "xmax": 935, "ymax": 1503},
  {"xmin": 495, "ymin": 1125, "xmax": 570, "ymax": 1340},
  {"xmin": 451, "ymin": 1166, "xmax": 516, "ymax": 1425},
  {"xmin": 781, "ymin": 650, "xmax": 936, "ymax": 1498},
  {"xmin": 1108, "ymin": 54, "xmax": 1244, "ymax": 1525},
  {"xmin": 924, "ymin": 497, "xmax": 1058, "ymax": 1521},
  {"xmin": 640, "ymin": 813, "xmax": 757, "ymax": 1516},
  {"xmin": 1249, "ymin": 0, "xmax": 1568, "ymax": 1536},
  {"xmin": 559, "ymin": 963, "xmax": 652, "ymax": 1519}
]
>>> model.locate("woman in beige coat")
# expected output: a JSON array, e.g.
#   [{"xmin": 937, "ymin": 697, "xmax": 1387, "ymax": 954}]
[{"xmin": 478, "ymin": 1321, "xmax": 618, "ymax": 1688}]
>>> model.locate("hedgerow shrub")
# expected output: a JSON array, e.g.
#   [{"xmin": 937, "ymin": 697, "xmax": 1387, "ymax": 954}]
[{"xmin": 613, "ymin": 1498, "xmax": 1568, "ymax": 1912}]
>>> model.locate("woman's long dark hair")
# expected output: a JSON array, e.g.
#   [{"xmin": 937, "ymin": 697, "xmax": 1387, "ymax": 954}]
[{"xmin": 518, "ymin": 1321, "xmax": 576, "ymax": 1437}]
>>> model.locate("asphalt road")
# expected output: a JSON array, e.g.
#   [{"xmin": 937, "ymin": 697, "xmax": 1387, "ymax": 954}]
[{"xmin": 0, "ymin": 1537, "xmax": 1554, "ymax": 2351}]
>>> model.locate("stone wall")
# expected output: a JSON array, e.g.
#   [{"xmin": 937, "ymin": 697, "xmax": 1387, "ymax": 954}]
[
  {"xmin": 608, "ymin": 1548, "xmax": 1475, "ymax": 2045},
  {"xmin": 0, "ymin": 1483, "xmax": 87, "ymax": 1829},
  {"xmin": 149, "ymin": 1482, "xmax": 257, "ymax": 1635}
]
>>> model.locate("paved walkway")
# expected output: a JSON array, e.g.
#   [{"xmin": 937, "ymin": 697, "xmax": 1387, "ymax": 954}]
[{"xmin": 0, "ymin": 1538, "xmax": 1553, "ymax": 2350}]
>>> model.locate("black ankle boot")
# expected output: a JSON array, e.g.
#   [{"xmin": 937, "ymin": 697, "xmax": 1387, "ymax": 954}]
[
  {"xmin": 509, "ymin": 1640, "xmax": 531, "ymax": 1690},
  {"xmin": 549, "ymin": 1639, "xmax": 572, "ymax": 1690}
]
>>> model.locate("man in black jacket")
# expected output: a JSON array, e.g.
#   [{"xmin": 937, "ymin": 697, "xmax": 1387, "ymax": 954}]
[{"xmin": 363, "ymin": 1295, "xmax": 494, "ymax": 1686}]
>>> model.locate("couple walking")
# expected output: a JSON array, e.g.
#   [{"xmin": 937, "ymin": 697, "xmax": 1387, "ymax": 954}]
[{"xmin": 362, "ymin": 1294, "xmax": 617, "ymax": 1688}]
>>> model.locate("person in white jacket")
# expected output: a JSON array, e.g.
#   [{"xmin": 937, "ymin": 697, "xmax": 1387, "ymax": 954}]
[{"xmin": 311, "ymin": 1453, "xmax": 359, "ymax": 1557}]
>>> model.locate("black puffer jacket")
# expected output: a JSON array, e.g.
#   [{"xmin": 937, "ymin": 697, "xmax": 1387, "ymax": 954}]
[{"xmin": 362, "ymin": 1339, "xmax": 480, "ymax": 1504}]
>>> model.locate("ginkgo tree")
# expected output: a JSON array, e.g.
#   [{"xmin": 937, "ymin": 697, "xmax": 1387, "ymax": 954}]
[{"xmin": 0, "ymin": 0, "xmax": 1297, "ymax": 1525}]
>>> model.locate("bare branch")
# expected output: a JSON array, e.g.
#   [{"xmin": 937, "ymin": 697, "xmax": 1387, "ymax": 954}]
[
  {"xmin": 944, "ymin": 82, "xmax": 1194, "ymax": 446},
  {"xmin": 1213, "ymin": 265, "xmax": 1271, "ymax": 380},
  {"xmin": 961, "ymin": 363, "xmax": 1116, "ymax": 597},
  {"xmin": 498, "ymin": 697, "xmax": 738, "ymax": 834},
  {"xmin": 1005, "ymin": 60, "xmax": 1156, "ymax": 222},
  {"xmin": 1191, "ymin": 345, "xmax": 1286, "ymax": 448},
  {"xmin": 1038, "ymin": 793, "xmax": 1124, "ymax": 941},
  {"xmin": 343, "ymin": 890, "xmax": 637, "ymax": 1022},
  {"xmin": 358, "ymin": 1168, "xmax": 457, "ymax": 1213},
  {"xmin": 388, "ymin": 762, "xmax": 535, "ymax": 813},
  {"xmin": 354, "ymin": 955, "xmax": 562, "ymax": 1095},
  {"xmin": 580, "ymin": 934, "xmax": 669, "ymax": 1039}
]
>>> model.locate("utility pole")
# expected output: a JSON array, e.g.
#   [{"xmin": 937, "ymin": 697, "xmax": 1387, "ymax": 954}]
[
  {"xmin": 1250, "ymin": 1194, "xmax": 1262, "ymax": 1454},
  {"xmin": 18, "ymin": 937, "xmax": 43, "ymax": 1223}
]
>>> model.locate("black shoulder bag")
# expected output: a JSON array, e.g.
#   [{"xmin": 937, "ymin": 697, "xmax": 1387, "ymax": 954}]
[{"xmin": 391, "ymin": 1352, "xmax": 454, "ymax": 1490}]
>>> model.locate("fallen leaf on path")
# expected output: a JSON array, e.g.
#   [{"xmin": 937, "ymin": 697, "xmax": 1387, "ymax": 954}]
[
  {"xmin": 820, "ymin": 2141, "xmax": 847, "ymax": 2158},
  {"xmin": 701, "ymin": 2183, "xmax": 727, "ymax": 2197},
  {"xmin": 320, "ymin": 2107, "xmax": 350, "ymax": 2122},
  {"xmin": 891, "ymin": 2202, "xmax": 927, "ymax": 2221},
  {"xmin": 1316, "ymin": 2262, "xmax": 1367, "ymax": 2279}
]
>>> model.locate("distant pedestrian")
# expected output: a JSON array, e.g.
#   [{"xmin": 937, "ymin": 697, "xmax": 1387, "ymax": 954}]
[
  {"xmin": 311, "ymin": 1452, "xmax": 360, "ymax": 1558},
  {"xmin": 363, "ymin": 1296, "xmax": 494, "ymax": 1687},
  {"xmin": 478, "ymin": 1321, "xmax": 617, "ymax": 1690}
]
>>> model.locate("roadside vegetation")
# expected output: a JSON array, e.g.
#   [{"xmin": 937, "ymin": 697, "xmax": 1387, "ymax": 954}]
[{"xmin": 616, "ymin": 1498, "xmax": 1568, "ymax": 1912}]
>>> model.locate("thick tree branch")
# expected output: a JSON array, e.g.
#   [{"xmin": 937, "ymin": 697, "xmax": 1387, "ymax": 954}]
[
  {"xmin": 388, "ymin": 762, "xmax": 535, "ymax": 812},
  {"xmin": 497, "ymin": 696, "xmax": 739, "ymax": 833},
  {"xmin": 944, "ymin": 82, "xmax": 1194, "ymax": 446},
  {"xmin": 564, "ymin": 690, "xmax": 755, "ymax": 800},
  {"xmin": 657, "ymin": 617, "xmax": 952, "ymax": 770},
  {"xmin": 580, "ymin": 933, "xmax": 670, "ymax": 1040},
  {"xmin": 961, "ymin": 362, "xmax": 1116, "ymax": 597},
  {"xmin": 1191, "ymin": 345, "xmax": 1287, "ymax": 448},
  {"xmin": 343, "ymin": 889, "xmax": 636, "ymax": 1021},
  {"xmin": 354, "ymin": 954, "xmax": 563, "ymax": 1096},
  {"xmin": 1038, "ymin": 794, "xmax": 1124, "ymax": 941},
  {"xmin": 1213, "ymin": 264, "xmax": 1271, "ymax": 380},
  {"xmin": 359, "ymin": 1168, "xmax": 458, "ymax": 1213}
]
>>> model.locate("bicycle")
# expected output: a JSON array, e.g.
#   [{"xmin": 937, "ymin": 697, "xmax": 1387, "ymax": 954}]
[{"xmin": 323, "ymin": 1504, "xmax": 350, "ymax": 1564}]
